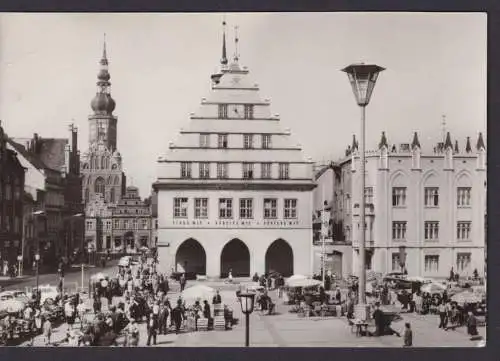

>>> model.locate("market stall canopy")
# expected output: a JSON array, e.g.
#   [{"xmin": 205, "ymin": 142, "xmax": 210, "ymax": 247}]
[
  {"xmin": 286, "ymin": 275, "xmax": 308, "ymax": 283},
  {"xmin": 241, "ymin": 282, "xmax": 265, "ymax": 292},
  {"xmin": 91, "ymin": 272, "xmax": 107, "ymax": 280},
  {"xmin": 0, "ymin": 299, "xmax": 25, "ymax": 313},
  {"xmin": 451, "ymin": 291, "xmax": 483, "ymax": 305},
  {"xmin": 181, "ymin": 285, "xmax": 216, "ymax": 304},
  {"xmin": 366, "ymin": 270, "xmax": 383, "ymax": 282},
  {"xmin": 421, "ymin": 282, "xmax": 446, "ymax": 295},
  {"xmin": 286, "ymin": 278, "xmax": 322, "ymax": 288},
  {"xmin": 406, "ymin": 276, "xmax": 432, "ymax": 284}
]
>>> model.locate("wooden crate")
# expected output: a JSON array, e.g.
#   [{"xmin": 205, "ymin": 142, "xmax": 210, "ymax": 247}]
[
  {"xmin": 197, "ymin": 318, "xmax": 209, "ymax": 331},
  {"xmin": 213, "ymin": 316, "xmax": 226, "ymax": 331}
]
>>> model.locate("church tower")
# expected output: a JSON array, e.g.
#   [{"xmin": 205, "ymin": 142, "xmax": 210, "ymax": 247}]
[{"xmin": 81, "ymin": 36, "xmax": 126, "ymax": 206}]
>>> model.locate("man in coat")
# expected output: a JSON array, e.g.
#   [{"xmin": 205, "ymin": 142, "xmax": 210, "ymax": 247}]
[
  {"xmin": 146, "ymin": 312, "xmax": 158, "ymax": 346},
  {"xmin": 158, "ymin": 303, "xmax": 169, "ymax": 335},
  {"xmin": 171, "ymin": 299, "xmax": 185, "ymax": 334}
]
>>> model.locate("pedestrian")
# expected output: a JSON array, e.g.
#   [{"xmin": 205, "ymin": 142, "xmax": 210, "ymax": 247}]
[
  {"xmin": 403, "ymin": 322, "xmax": 413, "ymax": 347},
  {"xmin": 171, "ymin": 299, "xmax": 185, "ymax": 334},
  {"xmin": 126, "ymin": 319, "xmax": 139, "ymax": 346},
  {"xmin": 93, "ymin": 294, "xmax": 102, "ymax": 314},
  {"xmin": 76, "ymin": 299, "xmax": 87, "ymax": 329},
  {"xmin": 438, "ymin": 301, "xmax": 447, "ymax": 329},
  {"xmin": 43, "ymin": 317, "xmax": 52, "ymax": 346},
  {"xmin": 212, "ymin": 290, "xmax": 222, "ymax": 305},
  {"xmin": 180, "ymin": 273, "xmax": 186, "ymax": 292},
  {"xmin": 467, "ymin": 311, "xmax": 478, "ymax": 337},
  {"xmin": 146, "ymin": 312, "xmax": 158, "ymax": 346},
  {"xmin": 158, "ymin": 304, "xmax": 169, "ymax": 335},
  {"xmin": 372, "ymin": 302, "xmax": 384, "ymax": 336},
  {"xmin": 228, "ymin": 269, "xmax": 233, "ymax": 283}
]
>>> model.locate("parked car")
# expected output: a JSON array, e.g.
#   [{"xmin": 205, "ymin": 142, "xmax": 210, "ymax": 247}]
[{"xmin": 0, "ymin": 290, "xmax": 29, "ymax": 303}]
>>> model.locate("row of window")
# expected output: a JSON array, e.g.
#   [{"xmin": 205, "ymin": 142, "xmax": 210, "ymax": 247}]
[
  {"xmin": 173, "ymin": 197, "xmax": 298, "ymax": 220},
  {"xmin": 85, "ymin": 218, "xmax": 151, "ymax": 231},
  {"xmin": 181, "ymin": 162, "xmax": 289, "ymax": 180},
  {"xmin": 390, "ymin": 221, "xmax": 472, "ymax": 241},
  {"xmin": 199, "ymin": 133, "xmax": 272, "ymax": 149},
  {"xmin": 218, "ymin": 104, "xmax": 254, "ymax": 120},
  {"xmin": 0, "ymin": 216, "xmax": 22, "ymax": 233},
  {"xmin": 0, "ymin": 184, "xmax": 22, "ymax": 201},
  {"xmin": 391, "ymin": 186, "xmax": 472, "ymax": 207},
  {"xmin": 392, "ymin": 253, "xmax": 472, "ymax": 273}
]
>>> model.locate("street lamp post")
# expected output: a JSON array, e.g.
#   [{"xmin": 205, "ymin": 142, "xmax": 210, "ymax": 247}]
[
  {"xmin": 238, "ymin": 291, "xmax": 256, "ymax": 347},
  {"xmin": 34, "ymin": 253, "xmax": 40, "ymax": 291},
  {"xmin": 342, "ymin": 63, "xmax": 385, "ymax": 318},
  {"xmin": 17, "ymin": 255, "xmax": 22, "ymax": 277}
]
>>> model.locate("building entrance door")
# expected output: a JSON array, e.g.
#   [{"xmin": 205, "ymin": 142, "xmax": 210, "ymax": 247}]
[
  {"xmin": 265, "ymin": 239, "xmax": 293, "ymax": 277},
  {"xmin": 220, "ymin": 239, "xmax": 250, "ymax": 278}
]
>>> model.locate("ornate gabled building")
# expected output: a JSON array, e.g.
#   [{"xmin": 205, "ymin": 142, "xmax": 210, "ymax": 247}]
[
  {"xmin": 332, "ymin": 130, "xmax": 486, "ymax": 279},
  {"xmin": 154, "ymin": 22, "xmax": 316, "ymax": 278},
  {"xmin": 80, "ymin": 38, "xmax": 126, "ymax": 207},
  {"xmin": 81, "ymin": 38, "xmax": 156, "ymax": 253}
]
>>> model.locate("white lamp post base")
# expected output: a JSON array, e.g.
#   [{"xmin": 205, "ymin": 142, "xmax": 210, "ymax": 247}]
[{"xmin": 354, "ymin": 303, "xmax": 371, "ymax": 322}]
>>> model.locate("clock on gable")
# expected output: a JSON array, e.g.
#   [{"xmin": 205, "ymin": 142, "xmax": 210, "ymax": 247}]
[{"xmin": 229, "ymin": 104, "xmax": 244, "ymax": 118}]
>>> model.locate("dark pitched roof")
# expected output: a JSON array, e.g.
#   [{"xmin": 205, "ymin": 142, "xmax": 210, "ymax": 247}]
[
  {"xmin": 476, "ymin": 132, "xmax": 485, "ymax": 150},
  {"xmin": 465, "ymin": 137, "xmax": 472, "ymax": 153},
  {"xmin": 37, "ymin": 138, "xmax": 68, "ymax": 171},
  {"xmin": 411, "ymin": 132, "xmax": 420, "ymax": 149},
  {"xmin": 378, "ymin": 131, "xmax": 388, "ymax": 149},
  {"xmin": 7, "ymin": 138, "xmax": 46, "ymax": 170},
  {"xmin": 444, "ymin": 132, "xmax": 453, "ymax": 149}
]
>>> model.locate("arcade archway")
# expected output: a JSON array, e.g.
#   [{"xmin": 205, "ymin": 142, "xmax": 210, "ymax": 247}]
[
  {"xmin": 220, "ymin": 239, "xmax": 250, "ymax": 278},
  {"xmin": 175, "ymin": 238, "xmax": 206, "ymax": 276},
  {"xmin": 265, "ymin": 239, "xmax": 294, "ymax": 277}
]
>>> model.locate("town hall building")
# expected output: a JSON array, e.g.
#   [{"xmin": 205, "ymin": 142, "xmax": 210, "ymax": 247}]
[{"xmin": 154, "ymin": 23, "xmax": 316, "ymax": 278}]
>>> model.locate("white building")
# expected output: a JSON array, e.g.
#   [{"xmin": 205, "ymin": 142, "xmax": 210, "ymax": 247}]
[
  {"xmin": 339, "ymin": 131, "xmax": 486, "ymax": 279},
  {"xmin": 154, "ymin": 24, "xmax": 316, "ymax": 278}
]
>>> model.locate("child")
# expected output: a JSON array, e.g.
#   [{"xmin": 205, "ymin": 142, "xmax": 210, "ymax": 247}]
[{"xmin": 403, "ymin": 322, "xmax": 413, "ymax": 347}]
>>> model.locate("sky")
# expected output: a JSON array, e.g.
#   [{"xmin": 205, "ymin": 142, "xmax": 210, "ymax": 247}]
[{"xmin": 0, "ymin": 13, "xmax": 487, "ymax": 198}]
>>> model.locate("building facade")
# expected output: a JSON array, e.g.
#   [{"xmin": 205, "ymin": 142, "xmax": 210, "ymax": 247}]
[
  {"xmin": 339, "ymin": 131, "xmax": 486, "ymax": 279},
  {"xmin": 154, "ymin": 24, "xmax": 316, "ymax": 278},
  {"xmin": 85, "ymin": 186, "xmax": 155, "ymax": 253},
  {"xmin": 312, "ymin": 162, "xmax": 353, "ymax": 278},
  {"xmin": 8, "ymin": 125, "xmax": 83, "ymax": 266},
  {"xmin": 0, "ymin": 122, "xmax": 26, "ymax": 270}
]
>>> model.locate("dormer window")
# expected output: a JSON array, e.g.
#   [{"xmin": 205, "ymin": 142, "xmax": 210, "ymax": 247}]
[
  {"xmin": 262, "ymin": 134, "xmax": 272, "ymax": 149},
  {"xmin": 243, "ymin": 134, "xmax": 254, "ymax": 149},
  {"xmin": 218, "ymin": 104, "xmax": 228, "ymax": 119},
  {"xmin": 244, "ymin": 105, "xmax": 254, "ymax": 119},
  {"xmin": 199, "ymin": 133, "xmax": 210, "ymax": 148},
  {"xmin": 243, "ymin": 163, "xmax": 254, "ymax": 179},
  {"xmin": 218, "ymin": 134, "xmax": 228, "ymax": 149}
]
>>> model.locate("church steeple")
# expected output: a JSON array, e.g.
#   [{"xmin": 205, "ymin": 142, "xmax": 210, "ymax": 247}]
[
  {"xmin": 221, "ymin": 18, "xmax": 228, "ymax": 66},
  {"xmin": 351, "ymin": 134, "xmax": 358, "ymax": 151},
  {"xmin": 91, "ymin": 34, "xmax": 115, "ymax": 116}
]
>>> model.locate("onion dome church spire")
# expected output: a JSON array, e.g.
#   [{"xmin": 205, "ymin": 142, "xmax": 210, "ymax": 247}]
[{"xmin": 91, "ymin": 33, "xmax": 116, "ymax": 115}]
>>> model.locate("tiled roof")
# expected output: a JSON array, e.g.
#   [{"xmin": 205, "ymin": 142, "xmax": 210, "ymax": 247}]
[
  {"xmin": 7, "ymin": 139, "xmax": 46, "ymax": 170},
  {"xmin": 37, "ymin": 138, "xmax": 68, "ymax": 172}
]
